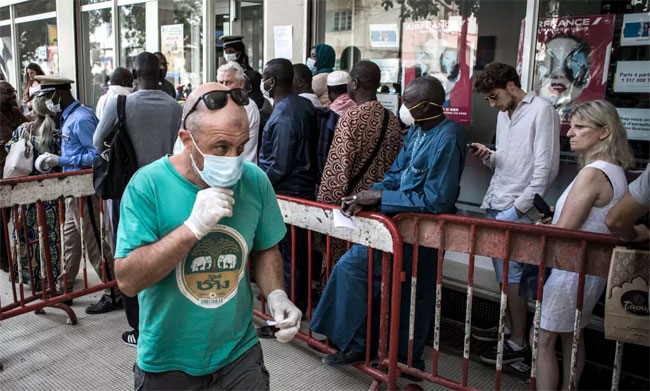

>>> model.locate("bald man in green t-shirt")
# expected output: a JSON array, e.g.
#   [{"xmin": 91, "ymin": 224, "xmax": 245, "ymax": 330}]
[{"xmin": 114, "ymin": 82, "xmax": 301, "ymax": 390}]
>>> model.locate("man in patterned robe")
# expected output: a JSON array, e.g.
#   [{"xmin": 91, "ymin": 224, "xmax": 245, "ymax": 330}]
[{"xmin": 316, "ymin": 61, "xmax": 402, "ymax": 280}]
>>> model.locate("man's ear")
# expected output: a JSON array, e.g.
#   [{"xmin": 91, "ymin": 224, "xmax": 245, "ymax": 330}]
[
  {"xmin": 178, "ymin": 129, "xmax": 193, "ymax": 149},
  {"xmin": 159, "ymin": 68, "xmax": 166, "ymax": 81}
]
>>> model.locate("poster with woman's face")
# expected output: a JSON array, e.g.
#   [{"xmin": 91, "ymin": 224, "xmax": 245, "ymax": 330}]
[
  {"xmin": 531, "ymin": 15, "xmax": 615, "ymax": 133},
  {"xmin": 402, "ymin": 16, "xmax": 478, "ymax": 124}
]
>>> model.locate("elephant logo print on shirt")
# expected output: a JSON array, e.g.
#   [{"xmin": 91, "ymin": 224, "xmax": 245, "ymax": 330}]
[
  {"xmin": 191, "ymin": 256, "xmax": 213, "ymax": 272},
  {"xmin": 176, "ymin": 225, "xmax": 249, "ymax": 309}
]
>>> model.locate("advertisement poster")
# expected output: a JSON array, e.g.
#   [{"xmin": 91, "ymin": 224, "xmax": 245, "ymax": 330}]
[
  {"xmin": 528, "ymin": 15, "xmax": 615, "ymax": 133},
  {"xmin": 369, "ymin": 24, "xmax": 399, "ymax": 48},
  {"xmin": 402, "ymin": 16, "xmax": 478, "ymax": 125},
  {"xmin": 616, "ymin": 108, "xmax": 650, "ymax": 141},
  {"xmin": 161, "ymin": 24, "xmax": 184, "ymax": 78},
  {"xmin": 370, "ymin": 58, "xmax": 399, "ymax": 84},
  {"xmin": 47, "ymin": 24, "xmax": 59, "ymax": 75},
  {"xmin": 273, "ymin": 25, "xmax": 293, "ymax": 60},
  {"xmin": 621, "ymin": 13, "xmax": 650, "ymax": 46},
  {"xmin": 377, "ymin": 93, "xmax": 399, "ymax": 115},
  {"xmin": 614, "ymin": 61, "xmax": 650, "ymax": 93}
]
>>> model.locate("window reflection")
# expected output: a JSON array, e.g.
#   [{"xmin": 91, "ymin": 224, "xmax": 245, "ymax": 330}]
[
  {"xmin": 82, "ymin": 9, "xmax": 114, "ymax": 109},
  {"xmin": 16, "ymin": 19, "xmax": 59, "ymax": 95},
  {"xmin": 119, "ymin": 4, "xmax": 147, "ymax": 70}
]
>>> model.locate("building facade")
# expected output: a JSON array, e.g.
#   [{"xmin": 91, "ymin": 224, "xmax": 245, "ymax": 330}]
[{"xmin": 0, "ymin": 0, "xmax": 647, "ymax": 167}]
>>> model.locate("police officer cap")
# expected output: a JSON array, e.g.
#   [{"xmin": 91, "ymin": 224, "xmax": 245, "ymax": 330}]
[
  {"xmin": 219, "ymin": 35, "xmax": 244, "ymax": 47},
  {"xmin": 327, "ymin": 71, "xmax": 350, "ymax": 86},
  {"xmin": 34, "ymin": 75, "xmax": 74, "ymax": 96}
]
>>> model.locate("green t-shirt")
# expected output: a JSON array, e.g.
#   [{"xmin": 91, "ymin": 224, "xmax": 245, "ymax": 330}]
[{"xmin": 115, "ymin": 156, "xmax": 286, "ymax": 376}]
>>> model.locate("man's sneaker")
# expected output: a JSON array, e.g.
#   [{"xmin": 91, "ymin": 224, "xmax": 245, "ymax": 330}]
[
  {"xmin": 122, "ymin": 330, "xmax": 138, "ymax": 347},
  {"xmin": 322, "ymin": 350, "xmax": 365, "ymax": 366},
  {"xmin": 480, "ymin": 341, "xmax": 529, "ymax": 364},
  {"xmin": 472, "ymin": 325, "xmax": 511, "ymax": 342},
  {"xmin": 85, "ymin": 296, "xmax": 122, "ymax": 314}
]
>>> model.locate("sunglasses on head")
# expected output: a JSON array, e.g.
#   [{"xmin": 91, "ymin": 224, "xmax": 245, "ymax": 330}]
[{"xmin": 183, "ymin": 88, "xmax": 249, "ymax": 129}]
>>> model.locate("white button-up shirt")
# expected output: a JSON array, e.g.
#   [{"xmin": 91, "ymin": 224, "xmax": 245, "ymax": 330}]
[{"xmin": 481, "ymin": 92, "xmax": 560, "ymax": 213}]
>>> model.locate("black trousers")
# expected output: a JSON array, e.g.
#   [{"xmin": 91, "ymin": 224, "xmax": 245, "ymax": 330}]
[{"xmin": 112, "ymin": 199, "xmax": 139, "ymax": 331}]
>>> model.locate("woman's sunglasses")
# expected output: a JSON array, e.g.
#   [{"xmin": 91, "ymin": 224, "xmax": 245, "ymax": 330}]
[{"xmin": 183, "ymin": 88, "xmax": 249, "ymax": 129}]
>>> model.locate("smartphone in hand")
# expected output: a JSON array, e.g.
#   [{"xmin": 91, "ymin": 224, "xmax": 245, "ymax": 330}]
[
  {"xmin": 466, "ymin": 143, "xmax": 478, "ymax": 152},
  {"xmin": 533, "ymin": 193, "xmax": 554, "ymax": 219}
]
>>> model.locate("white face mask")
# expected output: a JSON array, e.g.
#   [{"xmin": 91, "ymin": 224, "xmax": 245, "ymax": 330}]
[
  {"xmin": 399, "ymin": 104, "xmax": 415, "ymax": 126},
  {"xmin": 224, "ymin": 53, "xmax": 239, "ymax": 63},
  {"xmin": 45, "ymin": 94, "xmax": 61, "ymax": 114},
  {"xmin": 306, "ymin": 58, "xmax": 317, "ymax": 73},
  {"xmin": 190, "ymin": 134, "xmax": 244, "ymax": 188}
]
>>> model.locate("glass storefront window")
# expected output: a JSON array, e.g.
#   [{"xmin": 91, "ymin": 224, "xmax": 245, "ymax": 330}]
[
  {"xmin": 82, "ymin": 9, "xmax": 115, "ymax": 110},
  {"xmin": 82, "ymin": 0, "xmax": 112, "ymax": 5},
  {"xmin": 0, "ymin": 6, "xmax": 9, "ymax": 21},
  {"xmin": 14, "ymin": 0, "xmax": 56, "ymax": 18},
  {"xmin": 119, "ymin": 3, "xmax": 147, "ymax": 70},
  {"xmin": 16, "ymin": 18, "xmax": 59, "ymax": 98},
  {"xmin": 315, "ymin": 0, "xmax": 526, "ymax": 138},
  {"xmin": 240, "ymin": 1, "xmax": 264, "ymax": 72},
  {"xmin": 0, "ymin": 22, "xmax": 12, "ymax": 84},
  {"xmin": 159, "ymin": 0, "xmax": 203, "ymax": 94},
  {"xmin": 534, "ymin": 0, "xmax": 649, "ymax": 165}
]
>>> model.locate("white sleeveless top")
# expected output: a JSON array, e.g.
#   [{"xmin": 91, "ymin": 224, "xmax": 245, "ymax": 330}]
[
  {"xmin": 541, "ymin": 160, "xmax": 628, "ymax": 332},
  {"xmin": 552, "ymin": 160, "xmax": 627, "ymax": 234}
]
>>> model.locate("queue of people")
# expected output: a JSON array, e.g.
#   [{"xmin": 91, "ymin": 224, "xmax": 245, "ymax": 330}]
[{"xmin": 0, "ymin": 43, "xmax": 648, "ymax": 391}]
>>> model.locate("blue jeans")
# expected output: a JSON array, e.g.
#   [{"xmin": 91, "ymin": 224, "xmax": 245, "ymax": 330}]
[{"xmin": 486, "ymin": 207, "xmax": 533, "ymax": 284}]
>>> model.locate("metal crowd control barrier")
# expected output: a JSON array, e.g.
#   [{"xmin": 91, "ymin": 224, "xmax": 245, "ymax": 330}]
[
  {"xmin": 0, "ymin": 170, "xmax": 116, "ymax": 324},
  {"xmin": 393, "ymin": 213, "xmax": 624, "ymax": 391},
  {"xmin": 252, "ymin": 195, "xmax": 405, "ymax": 391}
]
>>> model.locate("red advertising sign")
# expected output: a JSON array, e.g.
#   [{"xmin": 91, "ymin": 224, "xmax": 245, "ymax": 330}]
[
  {"xmin": 521, "ymin": 15, "xmax": 615, "ymax": 133},
  {"xmin": 402, "ymin": 16, "xmax": 478, "ymax": 125}
]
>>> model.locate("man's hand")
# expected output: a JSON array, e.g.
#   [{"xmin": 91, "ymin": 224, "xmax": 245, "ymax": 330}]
[
  {"xmin": 341, "ymin": 190, "xmax": 383, "ymax": 217},
  {"xmin": 267, "ymin": 290, "xmax": 302, "ymax": 343},
  {"xmin": 469, "ymin": 143, "xmax": 491, "ymax": 160},
  {"xmin": 184, "ymin": 187, "xmax": 234, "ymax": 239},
  {"xmin": 41, "ymin": 152, "xmax": 60, "ymax": 168}
]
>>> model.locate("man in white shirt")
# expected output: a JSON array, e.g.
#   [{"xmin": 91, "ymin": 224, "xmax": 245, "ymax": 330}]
[
  {"xmin": 217, "ymin": 62, "xmax": 260, "ymax": 163},
  {"xmin": 469, "ymin": 62, "xmax": 560, "ymax": 364},
  {"xmin": 292, "ymin": 64, "xmax": 322, "ymax": 108},
  {"xmin": 95, "ymin": 67, "xmax": 133, "ymax": 120}
]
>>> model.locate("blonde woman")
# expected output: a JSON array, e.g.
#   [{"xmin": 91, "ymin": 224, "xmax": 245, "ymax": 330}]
[
  {"xmin": 534, "ymin": 100, "xmax": 633, "ymax": 390},
  {"xmin": 5, "ymin": 94, "xmax": 61, "ymax": 291}
]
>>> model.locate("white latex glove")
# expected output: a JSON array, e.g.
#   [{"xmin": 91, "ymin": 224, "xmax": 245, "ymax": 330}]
[
  {"xmin": 267, "ymin": 290, "xmax": 302, "ymax": 343},
  {"xmin": 184, "ymin": 187, "xmax": 235, "ymax": 240},
  {"xmin": 41, "ymin": 152, "xmax": 60, "ymax": 168},
  {"xmin": 35, "ymin": 154, "xmax": 53, "ymax": 174}
]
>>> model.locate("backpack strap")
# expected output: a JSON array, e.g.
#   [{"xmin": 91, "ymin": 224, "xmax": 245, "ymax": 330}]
[
  {"xmin": 116, "ymin": 94, "xmax": 126, "ymax": 130},
  {"xmin": 347, "ymin": 108, "xmax": 389, "ymax": 195}
]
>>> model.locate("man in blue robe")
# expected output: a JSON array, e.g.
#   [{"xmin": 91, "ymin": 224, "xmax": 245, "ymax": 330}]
[{"xmin": 310, "ymin": 76, "xmax": 466, "ymax": 370}]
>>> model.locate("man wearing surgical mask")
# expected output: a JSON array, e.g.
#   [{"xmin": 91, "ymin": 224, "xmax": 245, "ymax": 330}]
[
  {"xmin": 94, "ymin": 52, "xmax": 182, "ymax": 347},
  {"xmin": 35, "ymin": 76, "xmax": 122, "ymax": 314},
  {"xmin": 259, "ymin": 58, "xmax": 317, "ymax": 313},
  {"xmin": 114, "ymin": 82, "xmax": 300, "ymax": 390},
  {"xmin": 311, "ymin": 76, "xmax": 466, "ymax": 368}
]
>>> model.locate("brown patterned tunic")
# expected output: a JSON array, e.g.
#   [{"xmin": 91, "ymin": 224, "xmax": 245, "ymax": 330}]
[{"xmin": 316, "ymin": 100, "xmax": 403, "ymax": 280}]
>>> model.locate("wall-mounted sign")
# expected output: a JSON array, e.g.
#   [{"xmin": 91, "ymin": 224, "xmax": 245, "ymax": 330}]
[
  {"xmin": 370, "ymin": 58, "xmax": 399, "ymax": 84},
  {"xmin": 161, "ymin": 24, "xmax": 184, "ymax": 79},
  {"xmin": 369, "ymin": 24, "xmax": 399, "ymax": 48},
  {"xmin": 614, "ymin": 61, "xmax": 650, "ymax": 93},
  {"xmin": 621, "ymin": 13, "xmax": 650, "ymax": 46},
  {"xmin": 617, "ymin": 108, "xmax": 650, "ymax": 141}
]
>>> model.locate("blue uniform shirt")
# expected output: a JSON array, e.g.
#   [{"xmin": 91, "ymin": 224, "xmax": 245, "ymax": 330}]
[
  {"xmin": 258, "ymin": 94, "xmax": 317, "ymax": 199},
  {"xmin": 58, "ymin": 101, "xmax": 99, "ymax": 172},
  {"xmin": 372, "ymin": 118, "xmax": 466, "ymax": 214}
]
